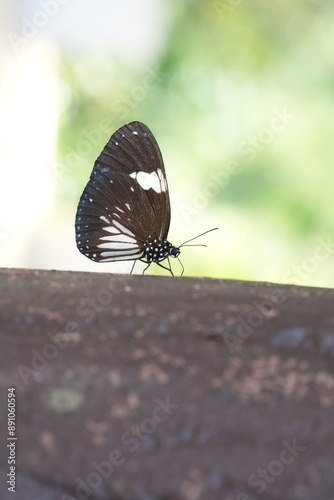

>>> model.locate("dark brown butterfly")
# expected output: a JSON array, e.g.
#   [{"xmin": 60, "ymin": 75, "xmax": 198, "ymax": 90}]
[{"xmin": 75, "ymin": 121, "xmax": 216, "ymax": 274}]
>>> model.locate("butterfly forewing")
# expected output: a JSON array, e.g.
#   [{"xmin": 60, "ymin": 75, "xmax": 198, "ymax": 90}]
[{"xmin": 75, "ymin": 121, "xmax": 171, "ymax": 263}]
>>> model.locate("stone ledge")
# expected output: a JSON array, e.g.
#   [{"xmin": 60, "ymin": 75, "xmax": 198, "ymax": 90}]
[{"xmin": 1, "ymin": 268, "xmax": 334, "ymax": 500}]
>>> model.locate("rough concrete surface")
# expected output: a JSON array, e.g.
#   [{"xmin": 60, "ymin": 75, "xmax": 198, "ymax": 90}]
[{"xmin": 0, "ymin": 267, "xmax": 334, "ymax": 500}]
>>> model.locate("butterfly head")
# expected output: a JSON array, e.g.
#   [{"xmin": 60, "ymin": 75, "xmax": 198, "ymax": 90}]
[{"xmin": 169, "ymin": 245, "xmax": 181, "ymax": 258}]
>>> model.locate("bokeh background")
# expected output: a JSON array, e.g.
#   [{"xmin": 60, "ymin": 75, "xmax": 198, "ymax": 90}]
[{"xmin": 0, "ymin": 0, "xmax": 333, "ymax": 285}]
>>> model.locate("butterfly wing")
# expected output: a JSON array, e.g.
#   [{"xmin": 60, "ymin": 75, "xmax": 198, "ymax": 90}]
[{"xmin": 75, "ymin": 121, "xmax": 171, "ymax": 262}]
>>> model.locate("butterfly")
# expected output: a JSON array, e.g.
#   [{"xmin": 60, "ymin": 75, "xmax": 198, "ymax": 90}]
[{"xmin": 75, "ymin": 121, "xmax": 216, "ymax": 275}]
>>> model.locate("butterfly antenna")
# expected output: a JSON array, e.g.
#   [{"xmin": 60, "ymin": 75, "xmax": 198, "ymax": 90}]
[{"xmin": 179, "ymin": 227, "xmax": 218, "ymax": 247}]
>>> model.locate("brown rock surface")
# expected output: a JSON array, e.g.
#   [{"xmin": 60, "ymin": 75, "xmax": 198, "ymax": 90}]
[{"xmin": 0, "ymin": 267, "xmax": 334, "ymax": 499}]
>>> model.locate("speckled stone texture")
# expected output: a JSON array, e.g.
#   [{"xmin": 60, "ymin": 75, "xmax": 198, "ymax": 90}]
[{"xmin": 0, "ymin": 268, "xmax": 334, "ymax": 500}]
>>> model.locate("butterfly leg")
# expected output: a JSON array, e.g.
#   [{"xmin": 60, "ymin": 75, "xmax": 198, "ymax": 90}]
[
  {"xmin": 140, "ymin": 260, "xmax": 151, "ymax": 275},
  {"xmin": 156, "ymin": 260, "xmax": 174, "ymax": 276},
  {"xmin": 177, "ymin": 257, "xmax": 184, "ymax": 277},
  {"xmin": 130, "ymin": 260, "xmax": 137, "ymax": 275},
  {"xmin": 139, "ymin": 259, "xmax": 174, "ymax": 276}
]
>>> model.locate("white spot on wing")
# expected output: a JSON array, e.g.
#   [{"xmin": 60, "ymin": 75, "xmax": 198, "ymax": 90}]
[
  {"xmin": 125, "ymin": 203, "xmax": 131, "ymax": 211},
  {"xmin": 132, "ymin": 130, "xmax": 138, "ymax": 135},
  {"xmin": 100, "ymin": 216, "xmax": 110, "ymax": 224},
  {"xmin": 129, "ymin": 169, "xmax": 167, "ymax": 193}
]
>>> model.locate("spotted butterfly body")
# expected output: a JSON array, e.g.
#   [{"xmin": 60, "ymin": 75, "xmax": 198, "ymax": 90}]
[{"xmin": 75, "ymin": 121, "xmax": 180, "ymax": 271}]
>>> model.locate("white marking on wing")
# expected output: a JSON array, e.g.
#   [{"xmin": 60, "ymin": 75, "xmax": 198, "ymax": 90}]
[
  {"xmin": 99, "ymin": 253, "xmax": 143, "ymax": 262},
  {"xmin": 157, "ymin": 168, "xmax": 168, "ymax": 192},
  {"xmin": 99, "ymin": 166, "xmax": 110, "ymax": 173},
  {"xmin": 103, "ymin": 226, "xmax": 120, "ymax": 234},
  {"xmin": 125, "ymin": 203, "xmax": 131, "ymax": 210},
  {"xmin": 112, "ymin": 220, "xmax": 135, "ymax": 237},
  {"xmin": 100, "ymin": 248, "xmax": 142, "ymax": 258},
  {"xmin": 98, "ymin": 242, "xmax": 138, "ymax": 250},
  {"xmin": 100, "ymin": 216, "xmax": 110, "ymax": 224},
  {"xmin": 132, "ymin": 130, "xmax": 139, "ymax": 135},
  {"xmin": 129, "ymin": 169, "xmax": 167, "ymax": 193},
  {"xmin": 100, "ymin": 234, "xmax": 137, "ymax": 244}
]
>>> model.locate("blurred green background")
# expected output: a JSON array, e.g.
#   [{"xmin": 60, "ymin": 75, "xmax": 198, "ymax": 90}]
[{"xmin": 1, "ymin": 0, "xmax": 333, "ymax": 286}]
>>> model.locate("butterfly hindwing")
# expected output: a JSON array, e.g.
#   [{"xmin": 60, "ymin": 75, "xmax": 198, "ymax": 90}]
[{"xmin": 75, "ymin": 121, "xmax": 171, "ymax": 263}]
